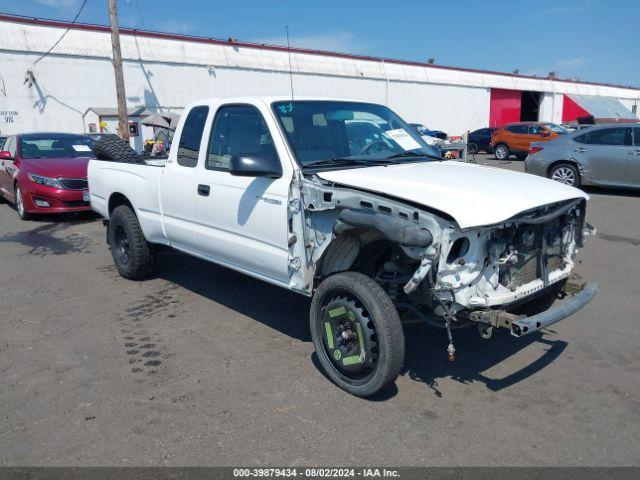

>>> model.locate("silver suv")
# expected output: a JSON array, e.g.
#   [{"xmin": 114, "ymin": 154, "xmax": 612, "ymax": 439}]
[{"xmin": 525, "ymin": 124, "xmax": 640, "ymax": 188}]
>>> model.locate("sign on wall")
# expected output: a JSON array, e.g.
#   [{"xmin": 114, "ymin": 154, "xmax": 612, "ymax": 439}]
[{"xmin": 0, "ymin": 108, "xmax": 20, "ymax": 135}]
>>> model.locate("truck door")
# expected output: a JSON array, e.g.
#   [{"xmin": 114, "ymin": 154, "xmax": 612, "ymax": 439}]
[
  {"xmin": 192, "ymin": 103, "xmax": 291, "ymax": 286},
  {"xmin": 159, "ymin": 105, "xmax": 209, "ymax": 251}
]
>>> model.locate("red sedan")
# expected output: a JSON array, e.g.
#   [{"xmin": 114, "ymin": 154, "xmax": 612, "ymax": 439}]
[{"xmin": 0, "ymin": 132, "xmax": 95, "ymax": 220}]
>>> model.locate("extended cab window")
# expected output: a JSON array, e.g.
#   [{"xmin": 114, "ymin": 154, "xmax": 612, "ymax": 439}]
[
  {"xmin": 177, "ymin": 106, "xmax": 209, "ymax": 167},
  {"xmin": 206, "ymin": 105, "xmax": 277, "ymax": 171}
]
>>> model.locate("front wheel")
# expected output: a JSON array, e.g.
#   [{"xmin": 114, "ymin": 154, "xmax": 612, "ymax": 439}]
[
  {"xmin": 108, "ymin": 205, "xmax": 155, "ymax": 279},
  {"xmin": 15, "ymin": 185, "xmax": 32, "ymax": 220},
  {"xmin": 310, "ymin": 272, "xmax": 404, "ymax": 397},
  {"xmin": 494, "ymin": 144, "xmax": 510, "ymax": 160}
]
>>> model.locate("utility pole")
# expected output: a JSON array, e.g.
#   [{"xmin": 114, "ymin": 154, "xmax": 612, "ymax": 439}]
[{"xmin": 108, "ymin": 0, "xmax": 129, "ymax": 141}]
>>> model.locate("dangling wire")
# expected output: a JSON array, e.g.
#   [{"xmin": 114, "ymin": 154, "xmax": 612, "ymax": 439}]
[{"xmin": 32, "ymin": 0, "xmax": 88, "ymax": 67}]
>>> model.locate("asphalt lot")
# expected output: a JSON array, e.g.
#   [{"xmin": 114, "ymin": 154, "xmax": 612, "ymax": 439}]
[{"xmin": 1, "ymin": 155, "xmax": 639, "ymax": 466}]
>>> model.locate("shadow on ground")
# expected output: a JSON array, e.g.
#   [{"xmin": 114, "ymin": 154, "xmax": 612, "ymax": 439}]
[
  {"xmin": 401, "ymin": 324, "xmax": 566, "ymax": 397},
  {"xmin": 156, "ymin": 250, "xmax": 311, "ymax": 341},
  {"xmin": 155, "ymin": 250, "xmax": 566, "ymax": 400},
  {"xmin": 583, "ymin": 186, "xmax": 640, "ymax": 198},
  {"xmin": 0, "ymin": 211, "xmax": 100, "ymax": 256}
]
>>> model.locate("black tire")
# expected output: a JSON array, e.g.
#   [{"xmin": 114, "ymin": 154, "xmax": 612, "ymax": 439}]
[
  {"xmin": 15, "ymin": 184, "xmax": 32, "ymax": 220},
  {"xmin": 516, "ymin": 154, "xmax": 527, "ymax": 161},
  {"xmin": 549, "ymin": 163, "xmax": 581, "ymax": 187},
  {"xmin": 93, "ymin": 134, "xmax": 144, "ymax": 164},
  {"xmin": 310, "ymin": 271, "xmax": 404, "ymax": 397},
  {"xmin": 494, "ymin": 143, "xmax": 510, "ymax": 160},
  {"xmin": 467, "ymin": 142, "xmax": 478, "ymax": 154},
  {"xmin": 108, "ymin": 205, "xmax": 154, "ymax": 279}
]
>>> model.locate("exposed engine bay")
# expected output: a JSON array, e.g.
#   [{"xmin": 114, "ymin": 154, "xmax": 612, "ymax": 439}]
[{"xmin": 287, "ymin": 172, "xmax": 594, "ymax": 355}]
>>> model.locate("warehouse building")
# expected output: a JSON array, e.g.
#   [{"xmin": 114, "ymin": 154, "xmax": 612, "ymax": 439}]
[{"xmin": 0, "ymin": 13, "xmax": 638, "ymax": 144}]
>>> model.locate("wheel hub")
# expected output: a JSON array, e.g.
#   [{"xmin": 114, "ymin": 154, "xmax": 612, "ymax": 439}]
[
  {"xmin": 321, "ymin": 298, "xmax": 378, "ymax": 379},
  {"xmin": 552, "ymin": 167, "xmax": 575, "ymax": 185},
  {"xmin": 114, "ymin": 225, "xmax": 130, "ymax": 263}
]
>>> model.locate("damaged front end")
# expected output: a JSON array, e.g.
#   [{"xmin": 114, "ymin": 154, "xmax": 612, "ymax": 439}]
[{"xmin": 288, "ymin": 171, "xmax": 596, "ymax": 359}]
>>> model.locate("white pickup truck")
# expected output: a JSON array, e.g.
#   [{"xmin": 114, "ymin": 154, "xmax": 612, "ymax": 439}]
[{"xmin": 88, "ymin": 96, "xmax": 597, "ymax": 397}]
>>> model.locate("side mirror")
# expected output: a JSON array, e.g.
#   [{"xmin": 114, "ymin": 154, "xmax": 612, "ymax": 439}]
[
  {"xmin": 229, "ymin": 155, "xmax": 282, "ymax": 178},
  {"xmin": 0, "ymin": 151, "xmax": 13, "ymax": 159}
]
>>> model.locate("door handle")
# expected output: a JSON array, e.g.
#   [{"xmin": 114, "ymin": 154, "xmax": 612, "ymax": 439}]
[
  {"xmin": 197, "ymin": 184, "xmax": 210, "ymax": 196},
  {"xmin": 574, "ymin": 147, "xmax": 586, "ymax": 153},
  {"xmin": 630, "ymin": 149, "xmax": 640, "ymax": 156}
]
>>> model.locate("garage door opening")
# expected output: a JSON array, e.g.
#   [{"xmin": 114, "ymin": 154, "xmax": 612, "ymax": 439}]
[{"xmin": 520, "ymin": 91, "xmax": 541, "ymax": 121}]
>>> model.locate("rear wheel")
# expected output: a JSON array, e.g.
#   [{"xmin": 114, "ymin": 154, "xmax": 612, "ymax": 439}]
[
  {"xmin": 108, "ymin": 205, "xmax": 154, "ymax": 279},
  {"xmin": 310, "ymin": 272, "xmax": 404, "ymax": 397},
  {"xmin": 15, "ymin": 185, "xmax": 31, "ymax": 220},
  {"xmin": 550, "ymin": 163, "xmax": 580, "ymax": 187},
  {"xmin": 494, "ymin": 144, "xmax": 510, "ymax": 160},
  {"xmin": 467, "ymin": 142, "xmax": 478, "ymax": 154}
]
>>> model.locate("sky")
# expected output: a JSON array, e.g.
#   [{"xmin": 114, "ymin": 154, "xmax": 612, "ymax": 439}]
[{"xmin": 2, "ymin": 0, "xmax": 639, "ymax": 87}]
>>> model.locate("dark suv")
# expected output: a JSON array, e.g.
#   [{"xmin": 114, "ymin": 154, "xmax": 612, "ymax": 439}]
[{"xmin": 466, "ymin": 128, "xmax": 496, "ymax": 154}]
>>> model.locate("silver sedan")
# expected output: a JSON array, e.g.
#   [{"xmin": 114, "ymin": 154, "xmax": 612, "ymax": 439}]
[{"xmin": 525, "ymin": 124, "xmax": 640, "ymax": 188}]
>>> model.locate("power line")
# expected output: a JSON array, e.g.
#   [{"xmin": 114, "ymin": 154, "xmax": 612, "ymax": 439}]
[{"xmin": 32, "ymin": 0, "xmax": 88, "ymax": 66}]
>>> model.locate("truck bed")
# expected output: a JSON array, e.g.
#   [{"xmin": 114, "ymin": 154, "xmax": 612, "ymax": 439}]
[{"xmin": 88, "ymin": 159, "xmax": 168, "ymax": 244}]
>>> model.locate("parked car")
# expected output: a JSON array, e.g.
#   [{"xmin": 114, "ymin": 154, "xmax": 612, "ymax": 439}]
[
  {"xmin": 526, "ymin": 124, "xmax": 640, "ymax": 188},
  {"xmin": 409, "ymin": 123, "xmax": 447, "ymax": 140},
  {"xmin": 491, "ymin": 122, "xmax": 569, "ymax": 160},
  {"xmin": 0, "ymin": 132, "xmax": 95, "ymax": 220},
  {"xmin": 89, "ymin": 97, "xmax": 596, "ymax": 397},
  {"xmin": 466, "ymin": 127, "xmax": 496, "ymax": 154},
  {"xmin": 0, "ymin": 136, "xmax": 6, "ymax": 150}
]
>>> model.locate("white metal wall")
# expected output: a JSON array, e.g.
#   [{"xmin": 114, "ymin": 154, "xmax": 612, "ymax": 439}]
[{"xmin": 1, "ymin": 18, "xmax": 639, "ymax": 140}]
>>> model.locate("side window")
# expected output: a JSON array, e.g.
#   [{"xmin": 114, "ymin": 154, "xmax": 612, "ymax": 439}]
[
  {"xmin": 634, "ymin": 128, "xmax": 640, "ymax": 146},
  {"xmin": 177, "ymin": 106, "xmax": 209, "ymax": 167},
  {"xmin": 506, "ymin": 125, "xmax": 527, "ymax": 134},
  {"xmin": 6, "ymin": 137, "xmax": 16, "ymax": 157},
  {"xmin": 585, "ymin": 128, "xmax": 630, "ymax": 146},
  {"xmin": 206, "ymin": 105, "xmax": 278, "ymax": 171},
  {"xmin": 528, "ymin": 125, "xmax": 545, "ymax": 135}
]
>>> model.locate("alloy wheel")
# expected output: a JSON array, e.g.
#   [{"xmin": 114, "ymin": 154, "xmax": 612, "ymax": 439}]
[
  {"xmin": 551, "ymin": 166, "xmax": 576, "ymax": 185},
  {"xmin": 16, "ymin": 187, "xmax": 24, "ymax": 216}
]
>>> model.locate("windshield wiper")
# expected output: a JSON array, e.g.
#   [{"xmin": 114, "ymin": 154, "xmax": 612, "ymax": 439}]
[
  {"xmin": 303, "ymin": 157, "xmax": 398, "ymax": 168},
  {"xmin": 386, "ymin": 151, "xmax": 442, "ymax": 161}
]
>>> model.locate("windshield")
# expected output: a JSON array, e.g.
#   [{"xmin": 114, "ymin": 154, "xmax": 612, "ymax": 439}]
[
  {"xmin": 272, "ymin": 101, "xmax": 440, "ymax": 168},
  {"xmin": 20, "ymin": 134, "xmax": 94, "ymax": 159},
  {"xmin": 411, "ymin": 124, "xmax": 433, "ymax": 136},
  {"xmin": 545, "ymin": 123, "xmax": 569, "ymax": 134}
]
